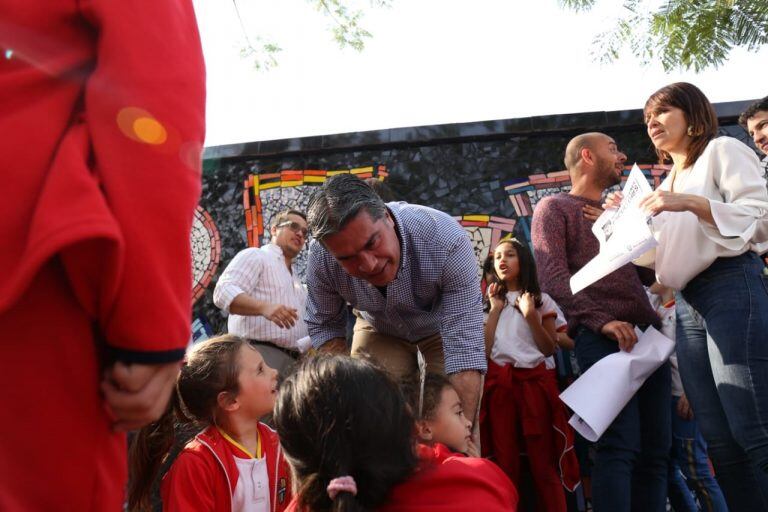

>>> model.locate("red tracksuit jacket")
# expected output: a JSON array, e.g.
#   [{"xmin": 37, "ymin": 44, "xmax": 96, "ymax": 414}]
[
  {"xmin": 286, "ymin": 443, "xmax": 518, "ymax": 511},
  {"xmin": 0, "ymin": 0, "xmax": 205, "ymax": 361},
  {"xmin": 0, "ymin": 1, "xmax": 205, "ymax": 509},
  {"xmin": 162, "ymin": 424, "xmax": 292, "ymax": 512}
]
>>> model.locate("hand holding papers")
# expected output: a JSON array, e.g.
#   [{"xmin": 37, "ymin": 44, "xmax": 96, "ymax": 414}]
[
  {"xmin": 570, "ymin": 164, "xmax": 657, "ymax": 294},
  {"xmin": 559, "ymin": 326, "xmax": 674, "ymax": 442}
]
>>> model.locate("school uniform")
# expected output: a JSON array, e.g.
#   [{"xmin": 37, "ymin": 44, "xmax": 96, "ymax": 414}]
[
  {"xmin": 480, "ymin": 292, "xmax": 580, "ymax": 512},
  {"xmin": 161, "ymin": 424, "xmax": 292, "ymax": 512},
  {"xmin": 285, "ymin": 442, "xmax": 517, "ymax": 511}
]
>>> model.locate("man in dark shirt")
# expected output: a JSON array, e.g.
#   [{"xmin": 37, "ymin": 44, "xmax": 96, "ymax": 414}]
[{"xmin": 532, "ymin": 132, "xmax": 670, "ymax": 512}]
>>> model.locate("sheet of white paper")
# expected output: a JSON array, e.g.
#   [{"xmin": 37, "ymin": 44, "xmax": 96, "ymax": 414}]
[
  {"xmin": 570, "ymin": 164, "xmax": 658, "ymax": 294},
  {"xmin": 559, "ymin": 326, "xmax": 675, "ymax": 442}
]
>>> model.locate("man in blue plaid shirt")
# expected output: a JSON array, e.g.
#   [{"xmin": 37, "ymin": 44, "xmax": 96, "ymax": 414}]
[{"xmin": 304, "ymin": 174, "xmax": 486, "ymax": 420}]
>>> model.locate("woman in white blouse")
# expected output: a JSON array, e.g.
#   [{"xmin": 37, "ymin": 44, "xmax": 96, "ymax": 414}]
[{"xmin": 610, "ymin": 82, "xmax": 768, "ymax": 510}]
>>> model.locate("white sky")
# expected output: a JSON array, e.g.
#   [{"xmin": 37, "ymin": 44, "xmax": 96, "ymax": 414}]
[{"xmin": 192, "ymin": 0, "xmax": 768, "ymax": 147}]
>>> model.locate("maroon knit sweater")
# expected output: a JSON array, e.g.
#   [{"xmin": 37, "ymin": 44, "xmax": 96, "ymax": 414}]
[{"xmin": 531, "ymin": 193, "xmax": 659, "ymax": 336}]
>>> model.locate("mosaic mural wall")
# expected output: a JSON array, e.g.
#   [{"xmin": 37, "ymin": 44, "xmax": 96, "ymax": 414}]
[
  {"xmin": 242, "ymin": 166, "xmax": 388, "ymax": 282},
  {"xmin": 191, "ymin": 120, "xmax": 761, "ymax": 338}
]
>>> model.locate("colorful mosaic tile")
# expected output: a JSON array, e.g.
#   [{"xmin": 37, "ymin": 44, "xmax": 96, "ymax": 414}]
[
  {"xmin": 243, "ymin": 166, "xmax": 387, "ymax": 281},
  {"xmin": 191, "ymin": 205, "xmax": 221, "ymax": 304}
]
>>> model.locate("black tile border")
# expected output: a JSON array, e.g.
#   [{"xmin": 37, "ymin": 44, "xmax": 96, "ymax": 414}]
[{"xmin": 203, "ymin": 99, "xmax": 758, "ymax": 162}]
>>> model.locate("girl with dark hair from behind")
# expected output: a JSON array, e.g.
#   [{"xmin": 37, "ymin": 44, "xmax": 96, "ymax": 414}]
[
  {"xmin": 127, "ymin": 335, "xmax": 291, "ymax": 512},
  {"xmin": 274, "ymin": 355, "xmax": 518, "ymax": 512}
]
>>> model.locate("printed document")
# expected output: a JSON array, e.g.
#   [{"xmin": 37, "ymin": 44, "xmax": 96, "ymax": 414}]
[{"xmin": 570, "ymin": 164, "xmax": 657, "ymax": 294}]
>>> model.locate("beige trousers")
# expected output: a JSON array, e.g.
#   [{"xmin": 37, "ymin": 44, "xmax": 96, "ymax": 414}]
[{"xmin": 350, "ymin": 316, "xmax": 445, "ymax": 381}]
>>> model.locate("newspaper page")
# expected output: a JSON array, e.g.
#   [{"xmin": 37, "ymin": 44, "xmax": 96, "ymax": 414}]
[
  {"xmin": 559, "ymin": 326, "xmax": 674, "ymax": 442},
  {"xmin": 570, "ymin": 164, "xmax": 657, "ymax": 294}
]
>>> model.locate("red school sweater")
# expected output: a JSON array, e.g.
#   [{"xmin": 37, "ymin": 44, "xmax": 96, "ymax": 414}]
[
  {"xmin": 161, "ymin": 424, "xmax": 293, "ymax": 512},
  {"xmin": 286, "ymin": 443, "xmax": 518, "ymax": 511},
  {"xmin": 0, "ymin": 0, "xmax": 206, "ymax": 361}
]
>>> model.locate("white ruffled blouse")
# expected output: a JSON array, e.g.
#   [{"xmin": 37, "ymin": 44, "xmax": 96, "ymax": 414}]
[{"xmin": 641, "ymin": 137, "xmax": 768, "ymax": 290}]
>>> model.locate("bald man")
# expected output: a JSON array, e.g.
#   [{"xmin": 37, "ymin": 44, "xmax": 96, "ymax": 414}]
[{"xmin": 532, "ymin": 133, "xmax": 669, "ymax": 512}]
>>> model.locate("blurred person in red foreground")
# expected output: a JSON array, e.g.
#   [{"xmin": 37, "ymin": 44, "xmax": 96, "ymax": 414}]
[{"xmin": 0, "ymin": 1, "xmax": 205, "ymax": 509}]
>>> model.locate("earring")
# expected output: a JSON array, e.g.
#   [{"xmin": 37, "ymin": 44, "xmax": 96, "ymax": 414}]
[{"xmin": 687, "ymin": 125, "xmax": 694, "ymax": 136}]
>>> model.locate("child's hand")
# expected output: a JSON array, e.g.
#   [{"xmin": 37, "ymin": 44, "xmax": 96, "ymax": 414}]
[
  {"xmin": 101, "ymin": 361, "xmax": 181, "ymax": 431},
  {"xmin": 487, "ymin": 283, "xmax": 505, "ymax": 311},
  {"xmin": 517, "ymin": 292, "xmax": 537, "ymax": 318},
  {"xmin": 465, "ymin": 439, "xmax": 480, "ymax": 458}
]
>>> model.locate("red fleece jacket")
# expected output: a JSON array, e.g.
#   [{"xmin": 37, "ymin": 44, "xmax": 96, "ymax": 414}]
[
  {"xmin": 0, "ymin": 0, "xmax": 205, "ymax": 362},
  {"xmin": 286, "ymin": 443, "xmax": 518, "ymax": 511}
]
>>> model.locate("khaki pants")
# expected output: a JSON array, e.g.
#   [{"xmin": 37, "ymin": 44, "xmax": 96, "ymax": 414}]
[
  {"xmin": 351, "ymin": 316, "xmax": 482, "ymax": 450},
  {"xmin": 350, "ymin": 316, "xmax": 445, "ymax": 381}
]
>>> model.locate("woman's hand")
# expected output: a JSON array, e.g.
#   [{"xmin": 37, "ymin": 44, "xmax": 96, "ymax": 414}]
[
  {"xmin": 582, "ymin": 204, "xmax": 604, "ymax": 222},
  {"xmin": 602, "ymin": 191, "xmax": 623, "ymax": 210},
  {"xmin": 487, "ymin": 282, "xmax": 505, "ymax": 311},
  {"xmin": 639, "ymin": 190, "xmax": 693, "ymax": 216},
  {"xmin": 517, "ymin": 292, "xmax": 537, "ymax": 318},
  {"xmin": 639, "ymin": 190, "xmax": 715, "ymax": 224}
]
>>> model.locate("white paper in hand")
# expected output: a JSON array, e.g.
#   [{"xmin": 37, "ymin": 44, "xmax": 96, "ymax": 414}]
[
  {"xmin": 570, "ymin": 164, "xmax": 658, "ymax": 294},
  {"xmin": 559, "ymin": 326, "xmax": 675, "ymax": 441}
]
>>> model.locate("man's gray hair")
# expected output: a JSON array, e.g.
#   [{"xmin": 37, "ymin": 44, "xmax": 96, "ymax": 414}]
[{"xmin": 307, "ymin": 174, "xmax": 388, "ymax": 241}]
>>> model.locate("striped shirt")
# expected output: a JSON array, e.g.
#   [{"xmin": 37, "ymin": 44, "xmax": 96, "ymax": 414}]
[
  {"xmin": 305, "ymin": 202, "xmax": 486, "ymax": 375},
  {"xmin": 213, "ymin": 243, "xmax": 308, "ymax": 349}
]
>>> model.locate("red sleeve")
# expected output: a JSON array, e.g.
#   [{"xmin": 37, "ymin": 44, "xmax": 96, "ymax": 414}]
[
  {"xmin": 77, "ymin": 0, "xmax": 205, "ymax": 362},
  {"xmin": 161, "ymin": 452, "xmax": 217, "ymax": 512},
  {"xmin": 531, "ymin": 197, "xmax": 613, "ymax": 334}
]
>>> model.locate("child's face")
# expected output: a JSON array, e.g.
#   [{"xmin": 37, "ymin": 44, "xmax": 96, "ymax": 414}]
[
  {"xmin": 424, "ymin": 387, "xmax": 472, "ymax": 454},
  {"xmin": 232, "ymin": 345, "xmax": 278, "ymax": 419},
  {"xmin": 494, "ymin": 242, "xmax": 519, "ymax": 285}
]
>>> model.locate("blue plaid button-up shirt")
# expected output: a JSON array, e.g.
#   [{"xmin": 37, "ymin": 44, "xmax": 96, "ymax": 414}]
[{"xmin": 305, "ymin": 202, "xmax": 486, "ymax": 375}]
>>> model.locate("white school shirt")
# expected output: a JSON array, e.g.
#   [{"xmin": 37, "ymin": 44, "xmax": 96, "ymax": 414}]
[
  {"xmin": 232, "ymin": 457, "xmax": 271, "ymax": 512},
  {"xmin": 213, "ymin": 243, "xmax": 308, "ymax": 349},
  {"xmin": 637, "ymin": 137, "xmax": 768, "ymax": 291},
  {"xmin": 490, "ymin": 291, "xmax": 567, "ymax": 368}
]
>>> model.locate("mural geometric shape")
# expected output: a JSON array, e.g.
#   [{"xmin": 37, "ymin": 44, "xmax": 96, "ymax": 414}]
[
  {"xmin": 243, "ymin": 165, "xmax": 388, "ymax": 281},
  {"xmin": 191, "ymin": 205, "xmax": 221, "ymax": 303}
]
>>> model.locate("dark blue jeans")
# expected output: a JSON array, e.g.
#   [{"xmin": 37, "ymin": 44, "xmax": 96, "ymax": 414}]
[
  {"xmin": 676, "ymin": 252, "xmax": 768, "ymax": 510},
  {"xmin": 574, "ymin": 326, "xmax": 671, "ymax": 512},
  {"xmin": 668, "ymin": 395, "xmax": 729, "ymax": 512}
]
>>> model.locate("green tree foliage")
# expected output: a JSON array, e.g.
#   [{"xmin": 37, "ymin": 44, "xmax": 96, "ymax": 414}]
[
  {"xmin": 558, "ymin": 0, "xmax": 768, "ymax": 71},
  {"xmin": 234, "ymin": 0, "xmax": 392, "ymax": 70}
]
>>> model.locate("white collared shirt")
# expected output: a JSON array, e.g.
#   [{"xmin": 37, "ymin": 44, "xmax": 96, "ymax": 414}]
[
  {"xmin": 213, "ymin": 243, "xmax": 308, "ymax": 348},
  {"xmin": 641, "ymin": 137, "xmax": 768, "ymax": 290},
  {"xmin": 232, "ymin": 457, "xmax": 270, "ymax": 512}
]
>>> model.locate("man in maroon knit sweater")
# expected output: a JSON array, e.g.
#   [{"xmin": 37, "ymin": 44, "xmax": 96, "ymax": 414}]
[{"xmin": 532, "ymin": 132, "xmax": 670, "ymax": 512}]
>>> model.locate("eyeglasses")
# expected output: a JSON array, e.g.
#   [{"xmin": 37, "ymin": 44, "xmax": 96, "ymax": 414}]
[{"xmin": 276, "ymin": 221, "xmax": 309, "ymax": 238}]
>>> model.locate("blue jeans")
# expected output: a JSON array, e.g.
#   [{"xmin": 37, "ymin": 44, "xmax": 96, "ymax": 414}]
[
  {"xmin": 668, "ymin": 395, "xmax": 729, "ymax": 512},
  {"xmin": 574, "ymin": 326, "xmax": 671, "ymax": 512},
  {"xmin": 676, "ymin": 252, "xmax": 768, "ymax": 510}
]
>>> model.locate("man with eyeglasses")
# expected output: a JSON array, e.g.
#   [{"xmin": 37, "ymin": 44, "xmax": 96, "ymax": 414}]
[{"xmin": 214, "ymin": 209, "xmax": 309, "ymax": 374}]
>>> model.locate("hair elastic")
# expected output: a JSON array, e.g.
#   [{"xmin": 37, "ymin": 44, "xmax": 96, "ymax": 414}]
[{"xmin": 327, "ymin": 476, "xmax": 357, "ymax": 499}]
